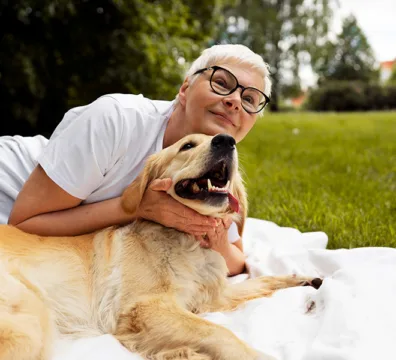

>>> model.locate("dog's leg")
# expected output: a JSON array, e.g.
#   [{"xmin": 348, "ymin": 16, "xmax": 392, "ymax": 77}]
[
  {"xmin": 0, "ymin": 269, "xmax": 53, "ymax": 360},
  {"xmin": 209, "ymin": 275, "xmax": 322, "ymax": 313},
  {"xmin": 115, "ymin": 296, "xmax": 273, "ymax": 360},
  {"xmin": 146, "ymin": 347, "xmax": 211, "ymax": 360}
]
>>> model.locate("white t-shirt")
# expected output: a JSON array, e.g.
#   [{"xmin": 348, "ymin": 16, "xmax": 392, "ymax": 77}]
[
  {"xmin": 38, "ymin": 94, "xmax": 170, "ymax": 203},
  {"xmin": 0, "ymin": 93, "xmax": 240, "ymax": 242},
  {"xmin": 0, "ymin": 134, "xmax": 48, "ymax": 223}
]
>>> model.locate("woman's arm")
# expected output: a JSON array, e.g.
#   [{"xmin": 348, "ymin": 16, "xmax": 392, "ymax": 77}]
[
  {"xmin": 8, "ymin": 165, "xmax": 133, "ymax": 236},
  {"xmin": 198, "ymin": 219, "xmax": 246, "ymax": 276},
  {"xmin": 219, "ymin": 239, "xmax": 246, "ymax": 276},
  {"xmin": 8, "ymin": 167, "xmax": 217, "ymax": 237}
]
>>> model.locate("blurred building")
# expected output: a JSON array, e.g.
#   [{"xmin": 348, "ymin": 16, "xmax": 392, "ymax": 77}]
[
  {"xmin": 283, "ymin": 92, "xmax": 307, "ymax": 109},
  {"xmin": 380, "ymin": 59, "xmax": 396, "ymax": 83}
]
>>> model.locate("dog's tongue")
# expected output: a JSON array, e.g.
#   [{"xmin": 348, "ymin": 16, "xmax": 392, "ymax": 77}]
[{"xmin": 227, "ymin": 192, "xmax": 240, "ymax": 213}]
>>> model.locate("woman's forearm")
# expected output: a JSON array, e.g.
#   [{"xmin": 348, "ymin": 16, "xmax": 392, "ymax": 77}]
[
  {"xmin": 221, "ymin": 243, "xmax": 246, "ymax": 276},
  {"xmin": 10, "ymin": 197, "xmax": 134, "ymax": 236}
]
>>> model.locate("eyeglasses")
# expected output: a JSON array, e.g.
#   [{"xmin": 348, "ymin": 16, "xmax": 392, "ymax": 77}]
[{"xmin": 193, "ymin": 66, "xmax": 270, "ymax": 114}]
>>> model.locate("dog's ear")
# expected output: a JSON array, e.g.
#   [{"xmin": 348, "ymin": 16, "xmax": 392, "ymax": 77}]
[
  {"xmin": 230, "ymin": 170, "xmax": 248, "ymax": 238},
  {"xmin": 121, "ymin": 155, "xmax": 161, "ymax": 215}
]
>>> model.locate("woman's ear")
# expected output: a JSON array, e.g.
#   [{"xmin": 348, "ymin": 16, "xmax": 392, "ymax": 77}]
[
  {"xmin": 178, "ymin": 77, "xmax": 189, "ymax": 107},
  {"xmin": 230, "ymin": 170, "xmax": 248, "ymax": 238},
  {"xmin": 121, "ymin": 155, "xmax": 159, "ymax": 215}
]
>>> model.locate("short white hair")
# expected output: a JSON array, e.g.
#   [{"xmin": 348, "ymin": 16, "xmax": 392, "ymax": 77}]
[{"xmin": 174, "ymin": 44, "xmax": 272, "ymax": 109}]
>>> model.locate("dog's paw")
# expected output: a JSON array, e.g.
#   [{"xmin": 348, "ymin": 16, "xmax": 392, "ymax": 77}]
[{"xmin": 302, "ymin": 277, "xmax": 323, "ymax": 290}]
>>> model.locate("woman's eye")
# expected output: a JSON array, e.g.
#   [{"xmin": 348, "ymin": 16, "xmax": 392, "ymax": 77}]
[
  {"xmin": 180, "ymin": 142, "xmax": 195, "ymax": 151},
  {"xmin": 214, "ymin": 78, "xmax": 227, "ymax": 88},
  {"xmin": 243, "ymin": 95, "xmax": 254, "ymax": 104}
]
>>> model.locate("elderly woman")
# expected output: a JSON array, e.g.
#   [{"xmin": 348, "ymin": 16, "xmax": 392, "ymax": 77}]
[{"xmin": 0, "ymin": 44, "xmax": 272, "ymax": 275}]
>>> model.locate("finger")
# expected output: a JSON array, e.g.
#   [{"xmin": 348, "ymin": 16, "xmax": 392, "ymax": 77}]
[
  {"xmin": 191, "ymin": 223, "xmax": 217, "ymax": 232},
  {"xmin": 194, "ymin": 235, "xmax": 208, "ymax": 248},
  {"xmin": 149, "ymin": 178, "xmax": 173, "ymax": 192},
  {"xmin": 189, "ymin": 213, "xmax": 217, "ymax": 227},
  {"xmin": 177, "ymin": 212, "xmax": 217, "ymax": 228},
  {"xmin": 174, "ymin": 205, "xmax": 217, "ymax": 226},
  {"xmin": 171, "ymin": 219, "xmax": 212, "ymax": 234},
  {"xmin": 222, "ymin": 216, "xmax": 233, "ymax": 229},
  {"xmin": 181, "ymin": 225, "xmax": 215, "ymax": 235},
  {"xmin": 206, "ymin": 228, "xmax": 217, "ymax": 239},
  {"xmin": 192, "ymin": 232, "xmax": 209, "ymax": 238},
  {"xmin": 212, "ymin": 218, "xmax": 221, "ymax": 228},
  {"xmin": 212, "ymin": 221, "xmax": 226, "ymax": 234}
]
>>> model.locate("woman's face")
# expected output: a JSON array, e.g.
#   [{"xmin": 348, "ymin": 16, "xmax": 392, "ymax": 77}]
[{"xmin": 178, "ymin": 63, "xmax": 266, "ymax": 143}]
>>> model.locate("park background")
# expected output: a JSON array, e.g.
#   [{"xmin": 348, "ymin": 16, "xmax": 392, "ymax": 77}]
[{"xmin": 1, "ymin": 0, "xmax": 395, "ymax": 247}]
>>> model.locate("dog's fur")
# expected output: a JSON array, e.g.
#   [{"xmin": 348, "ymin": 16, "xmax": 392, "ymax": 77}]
[{"xmin": 0, "ymin": 134, "xmax": 319, "ymax": 360}]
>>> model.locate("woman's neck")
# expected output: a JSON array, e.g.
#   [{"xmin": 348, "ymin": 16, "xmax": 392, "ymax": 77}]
[{"xmin": 162, "ymin": 105, "xmax": 189, "ymax": 148}]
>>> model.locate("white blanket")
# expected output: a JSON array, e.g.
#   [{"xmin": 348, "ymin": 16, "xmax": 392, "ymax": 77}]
[{"xmin": 53, "ymin": 218, "xmax": 396, "ymax": 360}]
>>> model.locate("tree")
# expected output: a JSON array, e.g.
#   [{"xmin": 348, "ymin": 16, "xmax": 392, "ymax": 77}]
[
  {"xmin": 214, "ymin": 0, "xmax": 337, "ymax": 111},
  {"xmin": 386, "ymin": 63, "xmax": 396, "ymax": 86},
  {"xmin": 313, "ymin": 15, "xmax": 379, "ymax": 84},
  {"xmin": 0, "ymin": 0, "xmax": 232, "ymax": 136},
  {"xmin": 280, "ymin": 81, "xmax": 302, "ymax": 99}
]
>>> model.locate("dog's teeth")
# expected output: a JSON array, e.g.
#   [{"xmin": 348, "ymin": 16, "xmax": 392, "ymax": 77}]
[
  {"xmin": 192, "ymin": 182, "xmax": 200, "ymax": 193},
  {"xmin": 207, "ymin": 180, "xmax": 229, "ymax": 193},
  {"xmin": 208, "ymin": 179, "xmax": 212, "ymax": 191}
]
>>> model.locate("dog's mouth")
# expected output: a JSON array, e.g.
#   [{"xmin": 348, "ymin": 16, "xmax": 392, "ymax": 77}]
[{"xmin": 174, "ymin": 160, "xmax": 239, "ymax": 213}]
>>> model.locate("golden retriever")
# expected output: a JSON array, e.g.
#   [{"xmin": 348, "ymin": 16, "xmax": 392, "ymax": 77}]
[{"xmin": 0, "ymin": 133, "xmax": 321, "ymax": 360}]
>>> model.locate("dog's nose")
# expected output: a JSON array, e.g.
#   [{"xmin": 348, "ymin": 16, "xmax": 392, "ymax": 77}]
[{"xmin": 211, "ymin": 134, "xmax": 236, "ymax": 151}]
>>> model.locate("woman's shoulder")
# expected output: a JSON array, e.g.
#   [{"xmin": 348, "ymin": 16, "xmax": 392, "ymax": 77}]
[{"xmin": 101, "ymin": 93, "xmax": 174, "ymax": 118}]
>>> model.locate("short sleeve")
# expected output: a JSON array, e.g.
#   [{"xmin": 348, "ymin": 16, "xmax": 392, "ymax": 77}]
[
  {"xmin": 228, "ymin": 221, "xmax": 240, "ymax": 244},
  {"xmin": 37, "ymin": 96, "xmax": 128, "ymax": 199}
]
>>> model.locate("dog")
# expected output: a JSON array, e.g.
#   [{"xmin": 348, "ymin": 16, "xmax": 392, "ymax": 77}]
[{"xmin": 0, "ymin": 133, "xmax": 321, "ymax": 360}]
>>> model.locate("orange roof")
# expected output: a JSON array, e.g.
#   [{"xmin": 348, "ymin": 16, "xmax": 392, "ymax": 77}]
[
  {"xmin": 291, "ymin": 93, "xmax": 307, "ymax": 107},
  {"xmin": 380, "ymin": 60, "xmax": 395, "ymax": 69}
]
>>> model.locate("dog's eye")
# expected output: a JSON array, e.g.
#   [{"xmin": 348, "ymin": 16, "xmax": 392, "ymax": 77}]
[{"xmin": 180, "ymin": 142, "xmax": 196, "ymax": 152}]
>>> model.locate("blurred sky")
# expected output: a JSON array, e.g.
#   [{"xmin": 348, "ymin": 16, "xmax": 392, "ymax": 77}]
[{"xmin": 300, "ymin": 0, "xmax": 396, "ymax": 88}]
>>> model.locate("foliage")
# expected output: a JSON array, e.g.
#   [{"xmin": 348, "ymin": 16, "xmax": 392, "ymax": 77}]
[
  {"xmin": 313, "ymin": 15, "xmax": 379, "ymax": 84},
  {"xmin": 215, "ymin": 0, "xmax": 337, "ymax": 110},
  {"xmin": 280, "ymin": 81, "xmax": 302, "ymax": 99},
  {"xmin": 238, "ymin": 112, "xmax": 396, "ymax": 248},
  {"xmin": 386, "ymin": 63, "xmax": 396, "ymax": 86},
  {"xmin": 306, "ymin": 81, "xmax": 396, "ymax": 112},
  {"xmin": 0, "ymin": 0, "xmax": 232, "ymax": 136}
]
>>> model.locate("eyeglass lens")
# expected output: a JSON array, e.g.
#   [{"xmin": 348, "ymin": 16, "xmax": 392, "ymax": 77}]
[{"xmin": 210, "ymin": 68, "xmax": 266, "ymax": 113}]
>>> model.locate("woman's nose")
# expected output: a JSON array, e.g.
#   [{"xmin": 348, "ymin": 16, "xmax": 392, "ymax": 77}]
[{"xmin": 222, "ymin": 90, "xmax": 242, "ymax": 111}]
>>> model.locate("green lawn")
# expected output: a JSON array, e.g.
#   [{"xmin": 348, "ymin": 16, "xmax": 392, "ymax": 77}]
[{"xmin": 238, "ymin": 111, "xmax": 396, "ymax": 249}]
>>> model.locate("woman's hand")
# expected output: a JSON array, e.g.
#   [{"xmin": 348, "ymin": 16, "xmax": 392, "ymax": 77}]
[
  {"xmin": 136, "ymin": 178, "xmax": 217, "ymax": 236},
  {"xmin": 196, "ymin": 216, "xmax": 246, "ymax": 276},
  {"xmin": 196, "ymin": 216, "xmax": 233, "ymax": 252},
  {"xmin": 137, "ymin": 179, "xmax": 245, "ymax": 276}
]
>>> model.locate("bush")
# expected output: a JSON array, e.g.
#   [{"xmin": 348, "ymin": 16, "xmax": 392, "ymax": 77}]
[
  {"xmin": 384, "ymin": 86, "xmax": 396, "ymax": 110},
  {"xmin": 307, "ymin": 81, "xmax": 396, "ymax": 112}
]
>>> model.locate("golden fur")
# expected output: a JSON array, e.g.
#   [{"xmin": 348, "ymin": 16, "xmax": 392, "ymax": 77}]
[{"xmin": 0, "ymin": 134, "xmax": 319, "ymax": 360}]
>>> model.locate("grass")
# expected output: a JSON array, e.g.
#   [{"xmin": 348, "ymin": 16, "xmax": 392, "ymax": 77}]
[{"xmin": 238, "ymin": 111, "xmax": 396, "ymax": 249}]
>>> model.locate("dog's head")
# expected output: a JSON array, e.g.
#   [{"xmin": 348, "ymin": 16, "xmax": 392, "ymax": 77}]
[{"xmin": 121, "ymin": 134, "xmax": 247, "ymax": 234}]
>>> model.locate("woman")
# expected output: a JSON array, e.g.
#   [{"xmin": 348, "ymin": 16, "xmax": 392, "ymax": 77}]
[{"xmin": 0, "ymin": 44, "xmax": 272, "ymax": 275}]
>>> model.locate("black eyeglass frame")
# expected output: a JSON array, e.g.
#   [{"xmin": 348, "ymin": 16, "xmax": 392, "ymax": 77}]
[{"xmin": 193, "ymin": 65, "xmax": 270, "ymax": 114}]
